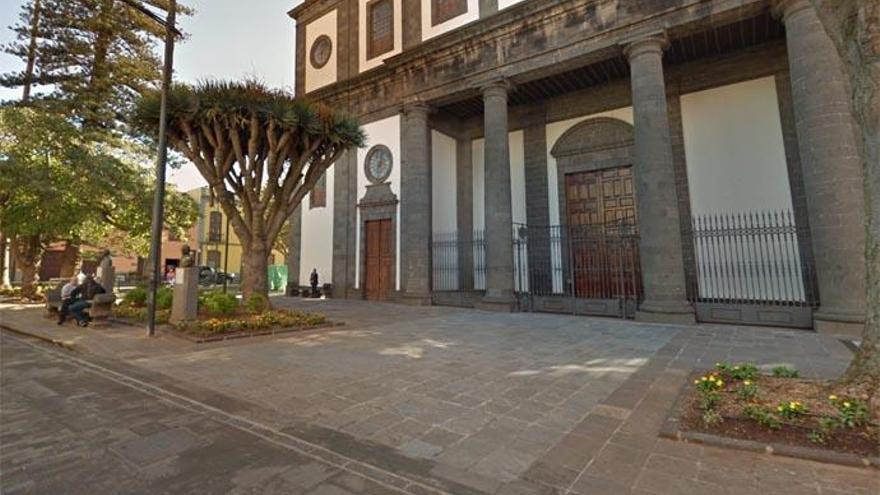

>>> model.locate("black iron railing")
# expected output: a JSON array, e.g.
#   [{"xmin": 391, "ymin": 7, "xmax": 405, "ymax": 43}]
[
  {"xmin": 688, "ymin": 210, "xmax": 817, "ymax": 306},
  {"xmin": 431, "ymin": 230, "xmax": 486, "ymax": 291}
]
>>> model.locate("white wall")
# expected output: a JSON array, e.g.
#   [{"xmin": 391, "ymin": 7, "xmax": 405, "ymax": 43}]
[
  {"xmin": 498, "ymin": 0, "xmax": 526, "ymax": 10},
  {"xmin": 304, "ymin": 10, "xmax": 338, "ymax": 93},
  {"xmin": 359, "ymin": 0, "xmax": 403, "ymax": 73},
  {"xmin": 355, "ymin": 115, "xmax": 402, "ymax": 290},
  {"xmin": 681, "ymin": 76, "xmax": 793, "ymax": 215},
  {"xmin": 432, "ymin": 130, "xmax": 458, "ymax": 234},
  {"xmin": 299, "ymin": 170, "xmax": 334, "ymax": 285},
  {"xmin": 681, "ymin": 77, "xmax": 800, "ymax": 301},
  {"xmin": 421, "ymin": 0, "xmax": 479, "ymax": 41}
]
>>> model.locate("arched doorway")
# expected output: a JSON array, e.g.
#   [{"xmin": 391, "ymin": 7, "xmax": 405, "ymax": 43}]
[{"xmin": 544, "ymin": 117, "xmax": 643, "ymax": 316}]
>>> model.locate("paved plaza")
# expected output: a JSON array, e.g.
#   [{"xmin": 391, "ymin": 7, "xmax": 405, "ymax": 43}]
[{"xmin": 0, "ymin": 298, "xmax": 877, "ymax": 494}]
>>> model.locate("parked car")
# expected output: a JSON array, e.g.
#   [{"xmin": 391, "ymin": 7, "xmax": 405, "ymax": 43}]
[{"xmin": 198, "ymin": 266, "xmax": 234, "ymax": 286}]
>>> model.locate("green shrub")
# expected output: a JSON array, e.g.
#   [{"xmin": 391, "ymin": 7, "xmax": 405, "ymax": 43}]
[
  {"xmin": 743, "ymin": 404, "xmax": 781, "ymax": 430},
  {"xmin": 201, "ymin": 291, "xmax": 238, "ymax": 316},
  {"xmin": 828, "ymin": 396, "xmax": 869, "ymax": 427},
  {"xmin": 729, "ymin": 363, "xmax": 759, "ymax": 381},
  {"xmin": 244, "ymin": 294, "xmax": 268, "ymax": 313},
  {"xmin": 777, "ymin": 400, "xmax": 807, "ymax": 419},
  {"xmin": 124, "ymin": 287, "xmax": 149, "ymax": 306},
  {"xmin": 772, "ymin": 366, "xmax": 799, "ymax": 378},
  {"xmin": 155, "ymin": 287, "xmax": 174, "ymax": 310},
  {"xmin": 702, "ymin": 409, "xmax": 723, "ymax": 427},
  {"xmin": 737, "ymin": 380, "xmax": 759, "ymax": 401}
]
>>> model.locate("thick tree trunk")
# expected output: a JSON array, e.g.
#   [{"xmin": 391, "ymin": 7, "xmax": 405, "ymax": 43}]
[
  {"xmin": 807, "ymin": 1, "xmax": 880, "ymax": 405},
  {"xmin": 16, "ymin": 235, "xmax": 42, "ymax": 299},
  {"xmin": 241, "ymin": 239, "xmax": 270, "ymax": 303},
  {"xmin": 0, "ymin": 231, "xmax": 8, "ymax": 289}
]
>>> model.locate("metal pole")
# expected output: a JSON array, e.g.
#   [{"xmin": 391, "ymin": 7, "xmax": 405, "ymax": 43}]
[
  {"xmin": 223, "ymin": 214, "xmax": 230, "ymax": 293},
  {"xmin": 146, "ymin": 0, "xmax": 177, "ymax": 337}
]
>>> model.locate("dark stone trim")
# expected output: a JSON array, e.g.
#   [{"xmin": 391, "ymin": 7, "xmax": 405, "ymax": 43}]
[
  {"xmin": 402, "ymin": 0, "xmax": 422, "ymax": 50},
  {"xmin": 455, "ymin": 136, "xmax": 474, "ymax": 290},
  {"xmin": 357, "ymin": 183, "xmax": 400, "ymax": 301},
  {"xmin": 286, "ymin": 205, "xmax": 303, "ymax": 291},
  {"xmin": 332, "ymin": 150, "xmax": 358, "ymax": 297},
  {"xmin": 666, "ymin": 92, "xmax": 697, "ymax": 302}
]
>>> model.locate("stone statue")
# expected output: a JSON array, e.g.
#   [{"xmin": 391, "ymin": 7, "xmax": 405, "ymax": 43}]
[
  {"xmin": 96, "ymin": 249, "xmax": 114, "ymax": 294},
  {"xmin": 180, "ymin": 245, "xmax": 195, "ymax": 268}
]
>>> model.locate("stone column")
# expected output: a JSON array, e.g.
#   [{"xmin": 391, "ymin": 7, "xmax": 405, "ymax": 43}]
[
  {"xmin": 478, "ymin": 81, "xmax": 516, "ymax": 311},
  {"xmin": 332, "ymin": 150, "xmax": 357, "ymax": 298},
  {"xmin": 400, "ymin": 102, "xmax": 433, "ymax": 304},
  {"xmin": 624, "ymin": 35, "xmax": 695, "ymax": 324},
  {"xmin": 456, "ymin": 137, "xmax": 474, "ymax": 290},
  {"xmin": 775, "ymin": 0, "xmax": 866, "ymax": 335}
]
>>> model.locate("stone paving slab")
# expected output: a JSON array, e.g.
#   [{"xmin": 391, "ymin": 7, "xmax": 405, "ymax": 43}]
[{"xmin": 0, "ymin": 298, "xmax": 873, "ymax": 494}]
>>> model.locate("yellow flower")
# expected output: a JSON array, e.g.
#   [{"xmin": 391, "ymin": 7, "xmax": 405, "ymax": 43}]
[
  {"xmin": 789, "ymin": 401, "xmax": 796, "ymax": 407},
  {"xmin": 777, "ymin": 406, "xmax": 784, "ymax": 411},
  {"xmin": 733, "ymin": 366, "xmax": 740, "ymax": 370},
  {"xmin": 828, "ymin": 395, "xmax": 838, "ymax": 401},
  {"xmin": 843, "ymin": 401, "xmax": 851, "ymax": 408},
  {"xmin": 694, "ymin": 379, "xmax": 700, "ymax": 384},
  {"xmin": 716, "ymin": 380, "xmax": 724, "ymax": 387},
  {"xmin": 743, "ymin": 380, "xmax": 751, "ymax": 386},
  {"xmin": 701, "ymin": 377, "xmax": 708, "ymax": 381}
]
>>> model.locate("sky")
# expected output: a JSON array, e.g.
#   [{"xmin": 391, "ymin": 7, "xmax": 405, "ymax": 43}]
[{"xmin": 0, "ymin": 0, "xmax": 304, "ymax": 192}]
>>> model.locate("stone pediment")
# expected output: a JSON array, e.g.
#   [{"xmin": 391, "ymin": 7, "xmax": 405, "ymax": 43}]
[
  {"xmin": 358, "ymin": 182, "xmax": 398, "ymax": 209},
  {"xmin": 550, "ymin": 117, "xmax": 634, "ymax": 158}
]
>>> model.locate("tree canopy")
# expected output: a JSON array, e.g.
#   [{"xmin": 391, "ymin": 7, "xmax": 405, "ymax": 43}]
[
  {"xmin": 133, "ymin": 80, "xmax": 365, "ymax": 299},
  {"xmin": 0, "ymin": 105, "xmax": 198, "ymax": 294}
]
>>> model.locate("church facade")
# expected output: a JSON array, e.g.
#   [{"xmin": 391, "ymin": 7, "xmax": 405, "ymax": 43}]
[{"xmin": 285, "ymin": 0, "xmax": 866, "ymax": 335}]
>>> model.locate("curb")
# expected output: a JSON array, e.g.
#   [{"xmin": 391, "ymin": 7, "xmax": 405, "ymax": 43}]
[{"xmin": 0, "ymin": 324, "xmax": 76, "ymax": 351}]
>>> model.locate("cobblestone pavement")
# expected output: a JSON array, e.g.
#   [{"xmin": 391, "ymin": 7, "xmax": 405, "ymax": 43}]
[{"xmin": 1, "ymin": 298, "xmax": 876, "ymax": 494}]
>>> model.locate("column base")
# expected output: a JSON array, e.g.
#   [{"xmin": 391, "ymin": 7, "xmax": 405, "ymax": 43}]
[
  {"xmin": 636, "ymin": 300, "xmax": 695, "ymax": 325},
  {"xmin": 399, "ymin": 292, "xmax": 433, "ymax": 306},
  {"xmin": 475, "ymin": 291, "xmax": 517, "ymax": 312},
  {"xmin": 814, "ymin": 309, "xmax": 865, "ymax": 339}
]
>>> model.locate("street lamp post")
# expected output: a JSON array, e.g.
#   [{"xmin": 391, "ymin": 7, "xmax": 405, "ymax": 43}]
[{"xmin": 120, "ymin": 0, "xmax": 180, "ymax": 337}]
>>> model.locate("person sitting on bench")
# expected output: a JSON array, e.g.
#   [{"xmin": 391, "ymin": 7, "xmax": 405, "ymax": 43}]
[{"xmin": 59, "ymin": 274, "xmax": 105, "ymax": 327}]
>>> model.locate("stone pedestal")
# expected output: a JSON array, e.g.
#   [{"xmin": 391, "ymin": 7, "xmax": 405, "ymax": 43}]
[
  {"xmin": 624, "ymin": 35, "xmax": 695, "ymax": 325},
  {"xmin": 170, "ymin": 266, "xmax": 198, "ymax": 324},
  {"xmin": 775, "ymin": 0, "xmax": 866, "ymax": 334},
  {"xmin": 479, "ymin": 80, "xmax": 517, "ymax": 312},
  {"xmin": 99, "ymin": 266, "xmax": 115, "ymax": 295},
  {"xmin": 400, "ymin": 102, "xmax": 433, "ymax": 305}
]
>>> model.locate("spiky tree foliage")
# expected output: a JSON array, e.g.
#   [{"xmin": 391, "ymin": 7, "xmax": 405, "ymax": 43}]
[
  {"xmin": 806, "ymin": 0, "xmax": 880, "ymax": 411},
  {"xmin": 133, "ymin": 80, "xmax": 365, "ymax": 300}
]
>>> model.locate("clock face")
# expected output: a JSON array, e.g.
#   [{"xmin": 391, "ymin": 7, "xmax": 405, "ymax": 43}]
[
  {"xmin": 310, "ymin": 35, "xmax": 332, "ymax": 69},
  {"xmin": 365, "ymin": 145, "xmax": 393, "ymax": 184}
]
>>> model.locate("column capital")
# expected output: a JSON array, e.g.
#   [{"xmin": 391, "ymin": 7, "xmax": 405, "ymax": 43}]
[
  {"xmin": 622, "ymin": 34, "xmax": 668, "ymax": 62},
  {"xmin": 771, "ymin": 0, "xmax": 811, "ymax": 23},
  {"xmin": 402, "ymin": 100, "xmax": 432, "ymax": 118},
  {"xmin": 481, "ymin": 79, "xmax": 512, "ymax": 99}
]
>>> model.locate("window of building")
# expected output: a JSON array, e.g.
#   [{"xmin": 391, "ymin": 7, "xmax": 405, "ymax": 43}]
[
  {"xmin": 367, "ymin": 0, "xmax": 394, "ymax": 60},
  {"xmin": 206, "ymin": 250, "xmax": 221, "ymax": 269},
  {"xmin": 432, "ymin": 0, "xmax": 467, "ymax": 26},
  {"xmin": 208, "ymin": 211, "xmax": 222, "ymax": 243},
  {"xmin": 309, "ymin": 173, "xmax": 327, "ymax": 209}
]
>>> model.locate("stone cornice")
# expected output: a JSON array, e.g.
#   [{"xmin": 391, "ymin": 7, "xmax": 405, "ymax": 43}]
[
  {"xmin": 306, "ymin": 0, "xmax": 769, "ymax": 119},
  {"xmin": 770, "ymin": 0, "xmax": 811, "ymax": 23}
]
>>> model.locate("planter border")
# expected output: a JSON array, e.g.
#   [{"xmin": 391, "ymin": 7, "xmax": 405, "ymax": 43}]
[
  {"xmin": 165, "ymin": 321, "xmax": 344, "ymax": 343},
  {"xmin": 659, "ymin": 370, "xmax": 879, "ymax": 469}
]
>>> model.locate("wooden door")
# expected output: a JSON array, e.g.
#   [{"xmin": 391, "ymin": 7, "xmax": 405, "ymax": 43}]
[
  {"xmin": 565, "ymin": 167, "xmax": 641, "ymax": 299},
  {"xmin": 364, "ymin": 219, "xmax": 393, "ymax": 300}
]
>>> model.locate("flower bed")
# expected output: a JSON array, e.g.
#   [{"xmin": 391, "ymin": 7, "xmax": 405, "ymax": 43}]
[
  {"xmin": 111, "ymin": 289, "xmax": 330, "ymax": 342},
  {"xmin": 678, "ymin": 362, "xmax": 878, "ymax": 458},
  {"xmin": 173, "ymin": 309, "xmax": 327, "ymax": 338}
]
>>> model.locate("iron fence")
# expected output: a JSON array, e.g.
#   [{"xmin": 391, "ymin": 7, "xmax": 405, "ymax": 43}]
[
  {"xmin": 688, "ymin": 210, "xmax": 817, "ymax": 306},
  {"xmin": 431, "ymin": 230, "xmax": 486, "ymax": 291}
]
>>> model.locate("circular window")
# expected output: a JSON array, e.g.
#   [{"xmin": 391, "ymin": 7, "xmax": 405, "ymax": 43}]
[
  {"xmin": 310, "ymin": 35, "xmax": 333, "ymax": 69},
  {"xmin": 365, "ymin": 145, "xmax": 393, "ymax": 184}
]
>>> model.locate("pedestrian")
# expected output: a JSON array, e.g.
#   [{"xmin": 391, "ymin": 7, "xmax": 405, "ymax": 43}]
[
  {"xmin": 60, "ymin": 274, "xmax": 92, "ymax": 327},
  {"xmin": 57, "ymin": 275, "xmax": 79, "ymax": 325},
  {"xmin": 310, "ymin": 268, "xmax": 319, "ymax": 297}
]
